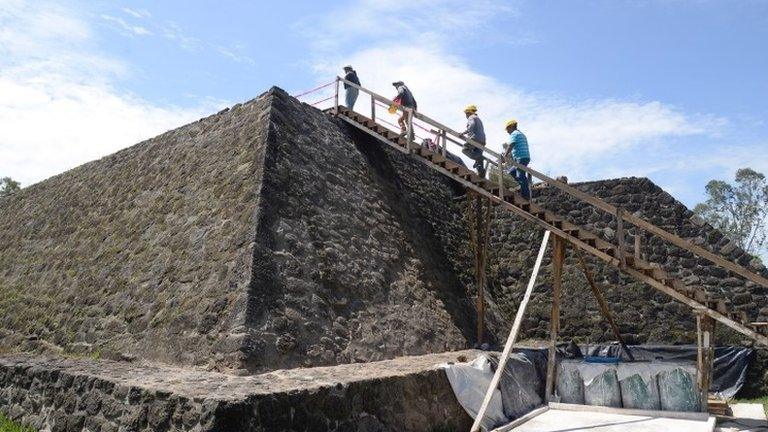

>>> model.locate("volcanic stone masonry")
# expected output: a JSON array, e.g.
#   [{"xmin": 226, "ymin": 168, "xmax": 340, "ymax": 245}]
[{"xmin": 2, "ymin": 85, "xmax": 768, "ymax": 430}]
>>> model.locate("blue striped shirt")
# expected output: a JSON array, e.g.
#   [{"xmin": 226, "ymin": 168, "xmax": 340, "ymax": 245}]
[{"xmin": 507, "ymin": 130, "xmax": 530, "ymax": 161}]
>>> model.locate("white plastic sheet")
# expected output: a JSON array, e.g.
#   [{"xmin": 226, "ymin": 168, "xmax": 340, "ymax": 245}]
[{"xmin": 442, "ymin": 355, "xmax": 508, "ymax": 432}]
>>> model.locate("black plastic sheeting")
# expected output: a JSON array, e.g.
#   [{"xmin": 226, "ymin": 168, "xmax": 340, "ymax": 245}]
[
  {"xmin": 582, "ymin": 344, "xmax": 754, "ymax": 398},
  {"xmin": 487, "ymin": 349, "xmax": 549, "ymax": 419}
]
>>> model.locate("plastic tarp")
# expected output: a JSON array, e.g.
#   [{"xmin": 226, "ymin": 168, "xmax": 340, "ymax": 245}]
[
  {"xmin": 442, "ymin": 355, "xmax": 508, "ymax": 431},
  {"xmin": 442, "ymin": 349, "xmax": 550, "ymax": 431},
  {"xmin": 487, "ymin": 349, "xmax": 547, "ymax": 419}
]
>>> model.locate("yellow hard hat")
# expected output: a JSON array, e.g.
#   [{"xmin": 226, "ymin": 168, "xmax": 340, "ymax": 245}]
[
  {"xmin": 464, "ymin": 104, "xmax": 478, "ymax": 113},
  {"xmin": 505, "ymin": 119, "xmax": 518, "ymax": 129}
]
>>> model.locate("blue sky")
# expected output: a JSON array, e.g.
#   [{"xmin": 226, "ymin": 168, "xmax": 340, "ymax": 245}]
[{"xmin": 1, "ymin": 0, "xmax": 767, "ymax": 208}]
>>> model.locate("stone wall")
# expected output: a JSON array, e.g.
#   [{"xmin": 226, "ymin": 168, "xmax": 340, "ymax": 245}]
[
  {"xmin": 0, "ymin": 351, "xmax": 473, "ymax": 432},
  {"xmin": 240, "ymin": 88, "xmax": 495, "ymax": 372},
  {"xmin": 0, "ymin": 86, "xmax": 493, "ymax": 374},
  {"xmin": 0, "ymin": 92, "xmax": 276, "ymax": 370},
  {"xmin": 486, "ymin": 177, "xmax": 768, "ymax": 346}
]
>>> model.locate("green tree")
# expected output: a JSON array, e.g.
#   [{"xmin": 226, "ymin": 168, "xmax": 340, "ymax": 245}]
[
  {"xmin": 694, "ymin": 168, "xmax": 768, "ymax": 259},
  {"xmin": 0, "ymin": 177, "xmax": 21, "ymax": 198}
]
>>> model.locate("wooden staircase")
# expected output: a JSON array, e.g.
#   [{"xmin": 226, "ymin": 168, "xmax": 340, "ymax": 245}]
[{"xmin": 332, "ymin": 103, "xmax": 768, "ymax": 347}]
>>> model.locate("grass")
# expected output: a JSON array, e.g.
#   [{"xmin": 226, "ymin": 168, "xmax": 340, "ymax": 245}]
[
  {"xmin": 0, "ymin": 414, "xmax": 34, "ymax": 432},
  {"xmin": 734, "ymin": 396, "xmax": 768, "ymax": 417}
]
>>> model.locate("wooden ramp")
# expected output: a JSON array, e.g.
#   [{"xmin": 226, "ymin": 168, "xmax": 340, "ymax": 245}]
[
  {"xmin": 328, "ymin": 79, "xmax": 768, "ymax": 347},
  {"xmin": 321, "ymin": 77, "xmax": 768, "ymax": 431},
  {"xmin": 493, "ymin": 404, "xmax": 716, "ymax": 432}
]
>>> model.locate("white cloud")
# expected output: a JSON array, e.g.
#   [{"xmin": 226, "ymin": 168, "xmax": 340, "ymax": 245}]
[
  {"xmin": 101, "ymin": 14, "xmax": 153, "ymax": 37},
  {"xmin": 213, "ymin": 44, "xmax": 256, "ymax": 66},
  {"xmin": 0, "ymin": 0, "xmax": 224, "ymax": 187},
  {"xmin": 122, "ymin": 7, "xmax": 151, "ymax": 19}
]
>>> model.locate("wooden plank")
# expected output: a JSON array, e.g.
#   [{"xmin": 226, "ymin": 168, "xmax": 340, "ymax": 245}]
[
  {"xmin": 501, "ymin": 156, "xmax": 768, "ymax": 289},
  {"xmin": 491, "ymin": 406, "xmax": 550, "ymax": 432},
  {"xmin": 336, "ymin": 116, "xmax": 409, "ymax": 154},
  {"xmin": 617, "ymin": 207, "xmax": 626, "ymax": 268},
  {"xmin": 475, "ymin": 195, "xmax": 486, "ymax": 344},
  {"xmin": 634, "ymin": 231, "xmax": 642, "ymax": 261},
  {"xmin": 470, "ymin": 231, "xmax": 552, "ymax": 432},
  {"xmin": 697, "ymin": 314, "xmax": 715, "ymax": 413},
  {"xmin": 575, "ymin": 249, "xmax": 635, "ymax": 361},
  {"xmin": 344, "ymin": 113, "xmax": 768, "ymax": 347},
  {"xmin": 546, "ymin": 235, "xmax": 566, "ymax": 402}
]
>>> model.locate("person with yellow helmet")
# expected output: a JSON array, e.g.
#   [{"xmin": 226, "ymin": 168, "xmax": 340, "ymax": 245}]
[
  {"xmin": 459, "ymin": 104, "xmax": 487, "ymax": 178},
  {"xmin": 501, "ymin": 119, "xmax": 531, "ymax": 199}
]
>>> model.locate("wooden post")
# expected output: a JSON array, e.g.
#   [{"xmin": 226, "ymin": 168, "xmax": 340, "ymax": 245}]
[
  {"xmin": 697, "ymin": 313, "xmax": 715, "ymax": 413},
  {"xmin": 617, "ymin": 207, "xmax": 626, "ymax": 269},
  {"xmin": 333, "ymin": 77, "xmax": 340, "ymax": 115},
  {"xmin": 470, "ymin": 231, "xmax": 551, "ymax": 432},
  {"xmin": 497, "ymin": 159, "xmax": 505, "ymax": 202},
  {"xmin": 475, "ymin": 195, "xmax": 485, "ymax": 344},
  {"xmin": 370, "ymin": 96, "xmax": 375, "ymax": 122},
  {"xmin": 406, "ymin": 109, "xmax": 414, "ymax": 153},
  {"xmin": 634, "ymin": 230, "xmax": 642, "ymax": 261},
  {"xmin": 441, "ymin": 130, "xmax": 447, "ymax": 158},
  {"xmin": 546, "ymin": 235, "xmax": 566, "ymax": 401},
  {"xmin": 575, "ymin": 248, "xmax": 635, "ymax": 361}
]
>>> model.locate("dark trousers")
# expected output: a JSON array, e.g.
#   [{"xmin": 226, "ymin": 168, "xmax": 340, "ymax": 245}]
[
  {"xmin": 462, "ymin": 145, "xmax": 486, "ymax": 177},
  {"xmin": 508, "ymin": 157, "xmax": 530, "ymax": 199}
]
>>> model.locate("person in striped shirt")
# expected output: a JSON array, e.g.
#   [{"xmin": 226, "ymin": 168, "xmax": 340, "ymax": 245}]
[{"xmin": 501, "ymin": 119, "xmax": 531, "ymax": 199}]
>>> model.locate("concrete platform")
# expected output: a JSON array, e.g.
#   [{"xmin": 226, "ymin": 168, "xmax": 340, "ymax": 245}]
[
  {"xmin": 717, "ymin": 403, "xmax": 768, "ymax": 432},
  {"xmin": 495, "ymin": 403, "xmax": 716, "ymax": 432}
]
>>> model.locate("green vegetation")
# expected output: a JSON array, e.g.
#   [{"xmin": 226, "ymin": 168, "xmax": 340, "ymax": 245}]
[
  {"xmin": 0, "ymin": 177, "xmax": 20, "ymax": 198},
  {"xmin": 694, "ymin": 167, "xmax": 768, "ymax": 262},
  {"xmin": 0, "ymin": 414, "xmax": 34, "ymax": 432}
]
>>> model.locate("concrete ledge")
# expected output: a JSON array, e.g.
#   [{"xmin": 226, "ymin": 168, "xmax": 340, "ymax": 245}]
[{"xmin": 0, "ymin": 350, "xmax": 478, "ymax": 431}]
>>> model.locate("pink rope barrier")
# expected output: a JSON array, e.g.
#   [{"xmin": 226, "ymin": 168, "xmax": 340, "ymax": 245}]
[{"xmin": 292, "ymin": 81, "xmax": 336, "ymax": 99}]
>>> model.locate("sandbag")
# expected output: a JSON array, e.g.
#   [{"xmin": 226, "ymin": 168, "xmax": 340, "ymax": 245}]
[
  {"xmin": 584, "ymin": 368, "xmax": 622, "ymax": 407},
  {"xmin": 620, "ymin": 373, "xmax": 660, "ymax": 410},
  {"xmin": 658, "ymin": 367, "xmax": 700, "ymax": 412},
  {"xmin": 555, "ymin": 363, "xmax": 585, "ymax": 404}
]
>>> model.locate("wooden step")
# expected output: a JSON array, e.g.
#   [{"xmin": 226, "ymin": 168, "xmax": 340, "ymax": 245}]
[{"xmin": 708, "ymin": 396, "xmax": 729, "ymax": 416}]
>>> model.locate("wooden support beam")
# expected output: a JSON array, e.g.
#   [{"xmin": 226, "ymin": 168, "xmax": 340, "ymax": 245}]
[
  {"xmin": 634, "ymin": 230, "xmax": 642, "ymax": 261},
  {"xmin": 336, "ymin": 108, "xmax": 768, "ymax": 347},
  {"xmin": 575, "ymin": 248, "xmax": 635, "ymax": 361},
  {"xmin": 475, "ymin": 194, "xmax": 485, "ymax": 344},
  {"xmin": 546, "ymin": 235, "xmax": 566, "ymax": 402},
  {"xmin": 471, "ymin": 231, "xmax": 551, "ymax": 432},
  {"xmin": 697, "ymin": 313, "xmax": 715, "ymax": 413},
  {"xmin": 499, "ymin": 156, "xmax": 768, "ymax": 289},
  {"xmin": 617, "ymin": 207, "xmax": 626, "ymax": 268}
]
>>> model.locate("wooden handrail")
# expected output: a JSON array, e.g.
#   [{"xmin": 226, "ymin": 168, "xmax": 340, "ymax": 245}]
[
  {"xmin": 335, "ymin": 77, "xmax": 768, "ymax": 289},
  {"xmin": 503, "ymin": 158, "xmax": 768, "ymax": 288},
  {"xmin": 337, "ymin": 77, "xmax": 496, "ymax": 158}
]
